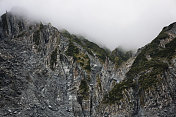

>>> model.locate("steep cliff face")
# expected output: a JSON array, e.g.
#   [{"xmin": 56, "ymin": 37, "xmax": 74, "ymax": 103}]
[
  {"xmin": 0, "ymin": 12, "xmax": 134, "ymax": 117},
  {"xmin": 1, "ymin": 12, "xmax": 175, "ymax": 117},
  {"xmin": 102, "ymin": 23, "xmax": 176, "ymax": 117}
]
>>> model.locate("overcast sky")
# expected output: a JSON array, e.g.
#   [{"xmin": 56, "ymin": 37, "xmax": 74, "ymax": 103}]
[{"xmin": 0, "ymin": 0, "xmax": 176, "ymax": 50}]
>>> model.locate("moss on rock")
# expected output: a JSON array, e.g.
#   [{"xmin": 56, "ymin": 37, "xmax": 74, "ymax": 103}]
[{"xmin": 78, "ymin": 79, "xmax": 89, "ymax": 100}]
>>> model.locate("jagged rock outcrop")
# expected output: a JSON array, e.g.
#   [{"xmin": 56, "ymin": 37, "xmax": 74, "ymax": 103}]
[
  {"xmin": 0, "ymin": 11, "xmax": 175, "ymax": 117},
  {"xmin": 0, "ymin": 12, "xmax": 134, "ymax": 117},
  {"xmin": 101, "ymin": 23, "xmax": 176, "ymax": 117}
]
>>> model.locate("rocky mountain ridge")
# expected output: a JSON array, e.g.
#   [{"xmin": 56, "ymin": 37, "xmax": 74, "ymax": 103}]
[
  {"xmin": 101, "ymin": 22, "xmax": 176, "ymax": 117},
  {"xmin": 0, "ymin": 12, "xmax": 176, "ymax": 117},
  {"xmin": 0, "ymin": 12, "xmax": 134, "ymax": 117}
]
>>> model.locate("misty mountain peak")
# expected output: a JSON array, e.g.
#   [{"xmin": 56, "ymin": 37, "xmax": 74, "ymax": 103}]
[{"xmin": 0, "ymin": 11, "xmax": 176, "ymax": 117}]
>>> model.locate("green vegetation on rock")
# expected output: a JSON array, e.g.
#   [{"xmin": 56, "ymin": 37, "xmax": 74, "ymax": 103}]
[
  {"xmin": 66, "ymin": 41, "xmax": 79, "ymax": 58},
  {"xmin": 104, "ymin": 30, "xmax": 171, "ymax": 104},
  {"xmin": 103, "ymin": 78, "xmax": 134, "ymax": 104},
  {"xmin": 127, "ymin": 31, "xmax": 170, "ymax": 78},
  {"xmin": 111, "ymin": 48, "xmax": 133, "ymax": 68},
  {"xmin": 66, "ymin": 40, "xmax": 91, "ymax": 73},
  {"xmin": 80, "ymin": 39, "xmax": 109, "ymax": 63},
  {"xmin": 77, "ymin": 53, "xmax": 91, "ymax": 73},
  {"xmin": 61, "ymin": 30, "xmax": 134, "ymax": 65},
  {"xmin": 78, "ymin": 79, "xmax": 89, "ymax": 100},
  {"xmin": 97, "ymin": 75, "xmax": 102, "ymax": 91},
  {"xmin": 61, "ymin": 30, "xmax": 110, "ymax": 63}
]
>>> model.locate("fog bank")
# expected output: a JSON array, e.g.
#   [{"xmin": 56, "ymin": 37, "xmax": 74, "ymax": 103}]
[{"xmin": 1, "ymin": 0, "xmax": 176, "ymax": 50}]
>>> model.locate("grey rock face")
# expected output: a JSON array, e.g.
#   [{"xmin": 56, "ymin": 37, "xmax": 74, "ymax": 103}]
[
  {"xmin": 0, "ymin": 12, "xmax": 133, "ymax": 117},
  {"xmin": 1, "ymin": 12, "xmax": 175, "ymax": 117},
  {"xmin": 99, "ymin": 23, "xmax": 176, "ymax": 117}
]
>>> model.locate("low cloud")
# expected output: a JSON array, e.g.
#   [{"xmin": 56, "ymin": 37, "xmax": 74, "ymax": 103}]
[{"xmin": 1, "ymin": 0, "xmax": 176, "ymax": 50}]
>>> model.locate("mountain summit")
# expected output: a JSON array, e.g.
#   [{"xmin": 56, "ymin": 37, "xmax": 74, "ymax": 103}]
[{"xmin": 0, "ymin": 12, "xmax": 176, "ymax": 117}]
